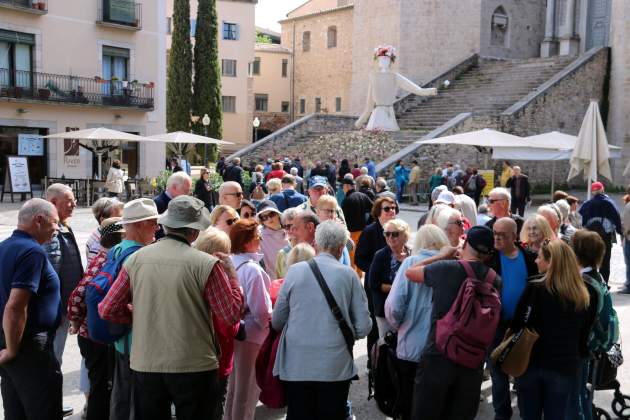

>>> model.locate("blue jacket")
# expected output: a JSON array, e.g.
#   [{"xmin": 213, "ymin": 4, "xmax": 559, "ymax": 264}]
[
  {"xmin": 384, "ymin": 250, "xmax": 438, "ymax": 362},
  {"xmin": 394, "ymin": 165, "xmax": 410, "ymax": 186},
  {"xmin": 579, "ymin": 194, "xmax": 622, "ymax": 235},
  {"xmin": 269, "ymin": 189, "xmax": 308, "ymax": 212},
  {"xmin": 366, "ymin": 160, "xmax": 376, "ymax": 179}
]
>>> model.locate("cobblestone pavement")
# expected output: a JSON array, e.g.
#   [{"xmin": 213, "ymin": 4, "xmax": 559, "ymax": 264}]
[{"xmin": 1, "ymin": 198, "xmax": 629, "ymax": 419}]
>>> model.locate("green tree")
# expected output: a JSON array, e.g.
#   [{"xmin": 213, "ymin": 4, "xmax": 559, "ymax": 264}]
[
  {"xmin": 166, "ymin": 0, "xmax": 193, "ymax": 132},
  {"xmin": 256, "ymin": 31, "xmax": 272, "ymax": 44},
  {"xmin": 193, "ymin": 0, "xmax": 222, "ymax": 163}
]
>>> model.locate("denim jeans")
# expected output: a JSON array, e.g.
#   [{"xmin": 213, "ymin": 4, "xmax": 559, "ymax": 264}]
[
  {"xmin": 566, "ymin": 359, "xmax": 593, "ymax": 420},
  {"xmin": 515, "ymin": 366, "xmax": 574, "ymax": 420},
  {"xmin": 396, "ymin": 182, "xmax": 406, "ymax": 203},
  {"xmin": 623, "ymin": 239, "xmax": 630, "ymax": 289}
]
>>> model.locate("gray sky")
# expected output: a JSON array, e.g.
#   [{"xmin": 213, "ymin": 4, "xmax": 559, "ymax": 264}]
[{"xmin": 256, "ymin": 0, "xmax": 306, "ymax": 32}]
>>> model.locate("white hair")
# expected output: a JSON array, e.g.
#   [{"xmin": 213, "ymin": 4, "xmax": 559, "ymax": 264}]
[
  {"xmin": 424, "ymin": 203, "xmax": 449, "ymax": 226},
  {"xmin": 554, "ymin": 199, "xmax": 570, "ymax": 223},
  {"xmin": 436, "ymin": 207, "xmax": 462, "ymax": 231},
  {"xmin": 18, "ymin": 198, "xmax": 56, "ymax": 225},
  {"xmin": 413, "ymin": 224, "xmax": 449, "ymax": 254},
  {"xmin": 286, "ymin": 243, "xmax": 316, "ymax": 266},
  {"xmin": 46, "ymin": 183, "xmax": 73, "ymax": 200},
  {"xmin": 315, "ymin": 220, "xmax": 349, "ymax": 253},
  {"xmin": 218, "ymin": 181, "xmax": 241, "ymax": 196},
  {"xmin": 383, "ymin": 219, "xmax": 411, "ymax": 241},
  {"xmin": 290, "ymin": 167, "xmax": 298, "ymax": 176},
  {"xmin": 166, "ymin": 171, "xmax": 192, "ymax": 190},
  {"xmin": 281, "ymin": 207, "xmax": 299, "ymax": 225},
  {"xmin": 489, "ymin": 187, "xmax": 511, "ymax": 207},
  {"xmin": 91, "ymin": 197, "xmax": 123, "ymax": 222}
]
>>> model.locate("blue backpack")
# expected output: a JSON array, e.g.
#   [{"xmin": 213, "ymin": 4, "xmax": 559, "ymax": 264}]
[
  {"xmin": 584, "ymin": 272, "xmax": 619, "ymax": 355},
  {"xmin": 85, "ymin": 245, "xmax": 141, "ymax": 344}
]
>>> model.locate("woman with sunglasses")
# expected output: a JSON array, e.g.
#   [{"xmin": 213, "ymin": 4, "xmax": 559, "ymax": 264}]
[
  {"xmin": 368, "ymin": 219, "xmax": 411, "ymax": 338},
  {"xmin": 257, "ymin": 200, "xmax": 289, "ymax": 279},
  {"xmin": 510, "ymin": 240, "xmax": 592, "ymax": 420},
  {"xmin": 210, "ymin": 205, "xmax": 240, "ymax": 235},
  {"xmin": 436, "ymin": 207, "xmax": 465, "ymax": 247},
  {"xmin": 194, "ymin": 168, "xmax": 214, "ymax": 211},
  {"xmin": 355, "ymin": 196, "xmax": 399, "ymax": 354},
  {"xmin": 239, "ymin": 199, "xmax": 257, "ymax": 220}
]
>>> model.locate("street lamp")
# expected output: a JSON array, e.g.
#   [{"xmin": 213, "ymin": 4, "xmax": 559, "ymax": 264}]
[
  {"xmin": 202, "ymin": 113, "xmax": 210, "ymax": 167},
  {"xmin": 253, "ymin": 117, "xmax": 260, "ymax": 143}
]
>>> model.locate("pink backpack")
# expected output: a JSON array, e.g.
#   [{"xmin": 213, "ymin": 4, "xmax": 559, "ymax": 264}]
[{"xmin": 436, "ymin": 260, "xmax": 501, "ymax": 369}]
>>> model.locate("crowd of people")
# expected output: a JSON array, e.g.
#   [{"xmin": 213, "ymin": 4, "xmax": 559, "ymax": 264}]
[{"xmin": 0, "ymin": 154, "xmax": 625, "ymax": 420}]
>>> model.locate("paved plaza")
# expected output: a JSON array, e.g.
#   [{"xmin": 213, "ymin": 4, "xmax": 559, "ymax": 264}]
[{"xmin": 1, "ymin": 198, "xmax": 630, "ymax": 419}]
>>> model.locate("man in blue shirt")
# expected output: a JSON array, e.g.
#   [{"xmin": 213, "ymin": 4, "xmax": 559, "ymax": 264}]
[
  {"xmin": 269, "ymin": 174, "xmax": 308, "ymax": 211},
  {"xmin": 488, "ymin": 217, "xmax": 538, "ymax": 420},
  {"xmin": 0, "ymin": 198, "xmax": 62, "ymax": 419},
  {"xmin": 364, "ymin": 157, "xmax": 376, "ymax": 179}
]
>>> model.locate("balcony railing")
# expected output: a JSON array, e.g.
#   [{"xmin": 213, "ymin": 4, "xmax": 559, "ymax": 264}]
[
  {"xmin": 0, "ymin": 69, "xmax": 154, "ymax": 110},
  {"xmin": 0, "ymin": 0, "xmax": 47, "ymax": 13},
  {"xmin": 97, "ymin": 0, "xmax": 141, "ymax": 30}
]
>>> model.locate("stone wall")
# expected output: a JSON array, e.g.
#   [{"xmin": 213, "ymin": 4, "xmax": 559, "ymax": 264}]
[{"xmin": 480, "ymin": 0, "xmax": 546, "ymax": 59}]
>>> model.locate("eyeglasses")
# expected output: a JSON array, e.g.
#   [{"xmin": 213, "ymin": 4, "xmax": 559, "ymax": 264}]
[
  {"xmin": 225, "ymin": 192, "xmax": 244, "ymax": 198},
  {"xmin": 384, "ymin": 231, "xmax": 400, "ymax": 238},
  {"xmin": 448, "ymin": 220, "xmax": 464, "ymax": 227},
  {"xmin": 493, "ymin": 231, "xmax": 507, "ymax": 239},
  {"xmin": 226, "ymin": 218, "xmax": 238, "ymax": 226},
  {"xmin": 488, "ymin": 198, "xmax": 506, "ymax": 204},
  {"xmin": 259, "ymin": 213, "xmax": 277, "ymax": 222},
  {"xmin": 382, "ymin": 206, "xmax": 399, "ymax": 213}
]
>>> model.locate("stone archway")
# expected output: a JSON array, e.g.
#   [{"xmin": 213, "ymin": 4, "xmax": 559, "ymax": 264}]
[{"xmin": 491, "ymin": 6, "xmax": 509, "ymax": 48}]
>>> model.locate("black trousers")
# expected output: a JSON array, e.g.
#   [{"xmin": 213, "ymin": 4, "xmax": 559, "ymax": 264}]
[
  {"xmin": 133, "ymin": 369, "xmax": 222, "ymax": 420},
  {"xmin": 411, "ymin": 354, "xmax": 483, "ymax": 420},
  {"xmin": 110, "ymin": 348, "xmax": 134, "ymax": 420},
  {"xmin": 0, "ymin": 333, "xmax": 62, "ymax": 420},
  {"xmin": 511, "ymin": 200, "xmax": 526, "ymax": 217},
  {"xmin": 285, "ymin": 380, "xmax": 351, "ymax": 420},
  {"xmin": 78, "ymin": 335, "xmax": 114, "ymax": 420},
  {"xmin": 364, "ymin": 276, "xmax": 379, "ymax": 371},
  {"xmin": 396, "ymin": 359, "xmax": 419, "ymax": 420},
  {"xmin": 601, "ymin": 238, "xmax": 612, "ymax": 283}
]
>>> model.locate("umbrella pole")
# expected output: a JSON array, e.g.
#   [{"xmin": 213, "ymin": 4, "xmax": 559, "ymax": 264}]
[
  {"xmin": 551, "ymin": 162, "xmax": 555, "ymax": 201},
  {"xmin": 96, "ymin": 151, "xmax": 104, "ymax": 180},
  {"xmin": 587, "ymin": 174, "xmax": 592, "ymax": 200}
]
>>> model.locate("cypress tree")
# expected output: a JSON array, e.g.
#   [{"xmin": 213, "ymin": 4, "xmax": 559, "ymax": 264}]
[
  {"xmin": 193, "ymin": 0, "xmax": 222, "ymax": 163},
  {"xmin": 166, "ymin": 0, "xmax": 192, "ymax": 132}
]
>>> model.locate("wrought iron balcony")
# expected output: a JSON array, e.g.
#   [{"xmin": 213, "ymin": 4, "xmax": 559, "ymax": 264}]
[
  {"xmin": 0, "ymin": 0, "xmax": 47, "ymax": 14},
  {"xmin": 97, "ymin": 0, "xmax": 141, "ymax": 30},
  {"xmin": 0, "ymin": 69, "xmax": 154, "ymax": 110}
]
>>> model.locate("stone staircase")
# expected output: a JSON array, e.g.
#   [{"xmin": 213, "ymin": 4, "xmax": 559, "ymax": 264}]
[{"xmin": 392, "ymin": 55, "xmax": 575, "ymax": 148}]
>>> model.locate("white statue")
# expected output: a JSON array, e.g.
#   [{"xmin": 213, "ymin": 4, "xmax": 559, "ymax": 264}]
[{"xmin": 355, "ymin": 46, "xmax": 438, "ymax": 131}]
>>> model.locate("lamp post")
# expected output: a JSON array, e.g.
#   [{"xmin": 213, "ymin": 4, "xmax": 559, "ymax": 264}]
[
  {"xmin": 253, "ymin": 117, "xmax": 260, "ymax": 143},
  {"xmin": 202, "ymin": 113, "xmax": 210, "ymax": 167}
]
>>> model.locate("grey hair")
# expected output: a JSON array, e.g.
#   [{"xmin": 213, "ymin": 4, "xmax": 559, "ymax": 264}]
[
  {"xmin": 297, "ymin": 210, "xmax": 320, "ymax": 228},
  {"xmin": 281, "ymin": 207, "xmax": 299, "ymax": 225},
  {"xmin": 218, "ymin": 181, "xmax": 241, "ymax": 196},
  {"xmin": 554, "ymin": 199, "xmax": 570, "ymax": 222},
  {"xmin": 436, "ymin": 207, "xmax": 462, "ymax": 231},
  {"xmin": 18, "ymin": 198, "xmax": 56, "ymax": 225},
  {"xmin": 46, "ymin": 183, "xmax": 73, "ymax": 200},
  {"xmin": 166, "ymin": 171, "xmax": 192, "ymax": 190},
  {"xmin": 489, "ymin": 187, "xmax": 511, "ymax": 207},
  {"xmin": 413, "ymin": 224, "xmax": 449, "ymax": 253},
  {"xmin": 424, "ymin": 203, "xmax": 448, "ymax": 226},
  {"xmin": 375, "ymin": 177, "xmax": 388, "ymax": 191},
  {"xmin": 290, "ymin": 167, "xmax": 298, "ymax": 176},
  {"xmin": 315, "ymin": 220, "xmax": 349, "ymax": 253},
  {"xmin": 91, "ymin": 197, "xmax": 123, "ymax": 222}
]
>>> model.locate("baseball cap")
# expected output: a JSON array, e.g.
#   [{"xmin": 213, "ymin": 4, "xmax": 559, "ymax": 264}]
[
  {"xmin": 591, "ymin": 181, "xmax": 604, "ymax": 192},
  {"xmin": 466, "ymin": 226, "xmax": 495, "ymax": 255},
  {"xmin": 309, "ymin": 176, "xmax": 328, "ymax": 189}
]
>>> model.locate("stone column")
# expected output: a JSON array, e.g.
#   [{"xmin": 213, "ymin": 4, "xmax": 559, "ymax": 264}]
[
  {"xmin": 559, "ymin": 0, "xmax": 580, "ymax": 55},
  {"xmin": 541, "ymin": 0, "xmax": 559, "ymax": 57}
]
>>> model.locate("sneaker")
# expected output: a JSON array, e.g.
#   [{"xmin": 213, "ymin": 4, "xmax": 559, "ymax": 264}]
[{"xmin": 62, "ymin": 406, "xmax": 74, "ymax": 417}]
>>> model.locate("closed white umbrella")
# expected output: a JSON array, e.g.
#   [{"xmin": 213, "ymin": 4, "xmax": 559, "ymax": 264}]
[{"xmin": 567, "ymin": 101, "xmax": 611, "ymax": 199}]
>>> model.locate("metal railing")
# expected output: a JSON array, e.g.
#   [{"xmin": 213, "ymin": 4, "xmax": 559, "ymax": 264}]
[
  {"xmin": 0, "ymin": 68, "xmax": 154, "ymax": 109},
  {"xmin": 0, "ymin": 0, "xmax": 47, "ymax": 12},
  {"xmin": 97, "ymin": 0, "xmax": 141, "ymax": 29}
]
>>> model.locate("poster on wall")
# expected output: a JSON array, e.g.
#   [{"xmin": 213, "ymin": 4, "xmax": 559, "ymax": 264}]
[
  {"xmin": 6, "ymin": 156, "xmax": 31, "ymax": 193},
  {"xmin": 478, "ymin": 170, "xmax": 495, "ymax": 196},
  {"xmin": 18, "ymin": 134, "xmax": 44, "ymax": 156}
]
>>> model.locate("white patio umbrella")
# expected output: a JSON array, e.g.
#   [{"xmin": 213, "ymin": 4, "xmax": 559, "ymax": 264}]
[
  {"xmin": 416, "ymin": 128, "xmax": 523, "ymax": 148},
  {"xmin": 567, "ymin": 101, "xmax": 611, "ymax": 199},
  {"xmin": 43, "ymin": 127, "xmax": 152, "ymax": 179},
  {"xmin": 147, "ymin": 131, "xmax": 234, "ymax": 162}
]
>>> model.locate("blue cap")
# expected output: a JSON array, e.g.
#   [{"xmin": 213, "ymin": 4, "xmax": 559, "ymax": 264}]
[{"xmin": 309, "ymin": 176, "xmax": 328, "ymax": 189}]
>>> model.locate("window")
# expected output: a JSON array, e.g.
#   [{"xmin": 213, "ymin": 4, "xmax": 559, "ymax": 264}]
[
  {"xmin": 252, "ymin": 57, "xmax": 261, "ymax": 75},
  {"xmin": 166, "ymin": 17, "xmax": 172, "ymax": 34},
  {"xmin": 281, "ymin": 59, "xmax": 288, "ymax": 78},
  {"xmin": 102, "ymin": 46, "xmax": 130, "ymax": 94},
  {"xmin": 281, "ymin": 101, "xmax": 290, "ymax": 113},
  {"xmin": 302, "ymin": 31, "xmax": 310, "ymax": 52},
  {"xmin": 222, "ymin": 59, "xmax": 237, "ymax": 77},
  {"xmin": 327, "ymin": 26, "xmax": 337, "ymax": 48},
  {"xmin": 190, "ymin": 19, "xmax": 197, "ymax": 37},
  {"xmin": 222, "ymin": 96, "xmax": 236, "ymax": 113},
  {"xmin": 223, "ymin": 22, "xmax": 239, "ymax": 40},
  {"xmin": 335, "ymin": 97, "xmax": 342, "ymax": 112},
  {"xmin": 299, "ymin": 98, "xmax": 306, "ymax": 114},
  {"xmin": 255, "ymin": 94, "xmax": 268, "ymax": 112},
  {"xmin": 315, "ymin": 97, "xmax": 321, "ymax": 113},
  {"xmin": 0, "ymin": 30, "xmax": 35, "ymax": 89}
]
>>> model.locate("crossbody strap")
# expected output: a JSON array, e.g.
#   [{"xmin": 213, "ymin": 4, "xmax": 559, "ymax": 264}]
[{"xmin": 307, "ymin": 259, "xmax": 355, "ymax": 357}]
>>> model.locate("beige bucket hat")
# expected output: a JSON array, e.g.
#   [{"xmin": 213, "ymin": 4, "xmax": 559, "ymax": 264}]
[{"xmin": 120, "ymin": 198, "xmax": 159, "ymax": 225}]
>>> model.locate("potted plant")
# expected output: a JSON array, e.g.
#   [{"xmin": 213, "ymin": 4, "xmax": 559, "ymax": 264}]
[
  {"xmin": 144, "ymin": 81, "xmax": 155, "ymax": 88},
  {"xmin": 31, "ymin": 0, "xmax": 38, "ymax": 9},
  {"xmin": 38, "ymin": 1, "xmax": 46, "ymax": 10}
]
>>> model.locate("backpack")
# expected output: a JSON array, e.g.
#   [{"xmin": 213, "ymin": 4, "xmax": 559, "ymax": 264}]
[
  {"xmin": 85, "ymin": 245, "xmax": 142, "ymax": 344},
  {"xmin": 465, "ymin": 175, "xmax": 477, "ymax": 192},
  {"xmin": 369, "ymin": 331, "xmax": 400, "ymax": 417},
  {"xmin": 436, "ymin": 260, "xmax": 501, "ymax": 369},
  {"xmin": 584, "ymin": 272, "xmax": 620, "ymax": 355}
]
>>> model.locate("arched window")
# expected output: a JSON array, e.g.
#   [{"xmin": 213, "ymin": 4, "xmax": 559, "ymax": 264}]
[
  {"xmin": 302, "ymin": 31, "xmax": 311, "ymax": 52},
  {"xmin": 491, "ymin": 6, "xmax": 509, "ymax": 47},
  {"xmin": 327, "ymin": 26, "xmax": 337, "ymax": 48}
]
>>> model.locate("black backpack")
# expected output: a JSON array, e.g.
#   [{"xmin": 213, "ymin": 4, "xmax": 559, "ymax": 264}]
[{"xmin": 368, "ymin": 331, "xmax": 401, "ymax": 417}]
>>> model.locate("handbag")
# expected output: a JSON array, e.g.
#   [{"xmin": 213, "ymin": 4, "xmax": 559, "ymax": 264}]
[
  {"xmin": 490, "ymin": 285, "xmax": 539, "ymax": 377},
  {"xmin": 255, "ymin": 326, "xmax": 285, "ymax": 408}
]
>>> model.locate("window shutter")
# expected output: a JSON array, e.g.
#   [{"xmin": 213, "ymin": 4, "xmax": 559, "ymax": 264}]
[
  {"xmin": 0, "ymin": 30, "xmax": 35, "ymax": 45},
  {"xmin": 234, "ymin": 24, "xmax": 239, "ymax": 40},
  {"xmin": 103, "ymin": 46, "xmax": 130, "ymax": 58}
]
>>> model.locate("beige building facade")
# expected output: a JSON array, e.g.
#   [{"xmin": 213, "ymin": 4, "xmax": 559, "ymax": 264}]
[
  {"xmin": 166, "ymin": 0, "xmax": 256, "ymax": 150},
  {"xmin": 0, "ymin": 0, "xmax": 167, "ymax": 183},
  {"xmin": 252, "ymin": 42, "xmax": 291, "ymax": 138}
]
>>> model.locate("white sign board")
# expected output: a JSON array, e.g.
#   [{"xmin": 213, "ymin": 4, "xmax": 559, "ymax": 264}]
[
  {"xmin": 7, "ymin": 156, "xmax": 31, "ymax": 193},
  {"xmin": 18, "ymin": 134, "xmax": 44, "ymax": 156}
]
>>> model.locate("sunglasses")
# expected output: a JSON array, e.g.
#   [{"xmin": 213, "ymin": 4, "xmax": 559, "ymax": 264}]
[
  {"xmin": 226, "ymin": 218, "xmax": 238, "ymax": 226},
  {"xmin": 259, "ymin": 213, "xmax": 277, "ymax": 222},
  {"xmin": 382, "ymin": 206, "xmax": 399, "ymax": 213},
  {"xmin": 488, "ymin": 198, "xmax": 506, "ymax": 204},
  {"xmin": 241, "ymin": 212, "xmax": 255, "ymax": 219},
  {"xmin": 448, "ymin": 220, "xmax": 464, "ymax": 227},
  {"xmin": 225, "ymin": 192, "xmax": 244, "ymax": 198},
  {"xmin": 384, "ymin": 231, "xmax": 400, "ymax": 238}
]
